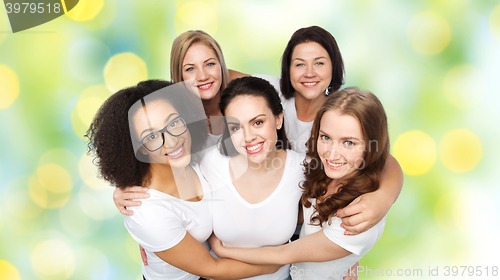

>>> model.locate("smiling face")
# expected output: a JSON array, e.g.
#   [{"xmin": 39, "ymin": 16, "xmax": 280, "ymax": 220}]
[
  {"xmin": 290, "ymin": 41, "xmax": 333, "ymax": 101},
  {"xmin": 224, "ymin": 95, "xmax": 283, "ymax": 164},
  {"xmin": 317, "ymin": 109, "xmax": 366, "ymax": 180},
  {"xmin": 181, "ymin": 42, "xmax": 222, "ymax": 101},
  {"xmin": 132, "ymin": 100, "xmax": 192, "ymax": 169}
]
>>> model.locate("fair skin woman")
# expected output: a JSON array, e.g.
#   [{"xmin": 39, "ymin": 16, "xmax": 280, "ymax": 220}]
[{"xmin": 209, "ymin": 87, "xmax": 390, "ymax": 280}]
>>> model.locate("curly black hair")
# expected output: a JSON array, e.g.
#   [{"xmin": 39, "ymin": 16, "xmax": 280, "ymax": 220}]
[{"xmin": 85, "ymin": 80, "xmax": 209, "ymax": 189}]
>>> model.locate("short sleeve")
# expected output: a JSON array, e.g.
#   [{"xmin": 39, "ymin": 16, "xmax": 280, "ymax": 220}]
[
  {"xmin": 124, "ymin": 201, "xmax": 186, "ymax": 252},
  {"xmin": 322, "ymin": 216, "xmax": 386, "ymax": 256}
]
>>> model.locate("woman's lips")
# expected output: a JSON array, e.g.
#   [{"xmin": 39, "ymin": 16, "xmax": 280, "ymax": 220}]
[
  {"xmin": 165, "ymin": 143, "xmax": 185, "ymax": 159},
  {"xmin": 197, "ymin": 82, "xmax": 214, "ymax": 90},
  {"xmin": 245, "ymin": 142, "xmax": 265, "ymax": 155}
]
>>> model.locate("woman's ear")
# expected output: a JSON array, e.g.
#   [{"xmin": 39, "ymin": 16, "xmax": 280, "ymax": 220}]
[{"xmin": 276, "ymin": 112, "xmax": 284, "ymax": 130}]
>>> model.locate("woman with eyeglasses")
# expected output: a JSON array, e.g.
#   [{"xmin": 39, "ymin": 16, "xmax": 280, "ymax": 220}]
[{"xmin": 86, "ymin": 80, "xmax": 279, "ymax": 280}]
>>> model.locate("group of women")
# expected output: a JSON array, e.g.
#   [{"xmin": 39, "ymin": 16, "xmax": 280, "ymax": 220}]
[{"xmin": 86, "ymin": 26, "xmax": 403, "ymax": 280}]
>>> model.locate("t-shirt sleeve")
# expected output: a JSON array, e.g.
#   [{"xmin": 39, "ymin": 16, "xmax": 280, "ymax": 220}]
[
  {"xmin": 322, "ymin": 216, "xmax": 386, "ymax": 256},
  {"xmin": 124, "ymin": 202, "xmax": 186, "ymax": 252}
]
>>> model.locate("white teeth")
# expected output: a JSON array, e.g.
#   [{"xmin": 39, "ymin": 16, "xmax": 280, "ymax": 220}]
[
  {"xmin": 303, "ymin": 82, "xmax": 318, "ymax": 86},
  {"xmin": 167, "ymin": 145, "xmax": 183, "ymax": 157},
  {"xmin": 198, "ymin": 83, "xmax": 212, "ymax": 89},
  {"xmin": 326, "ymin": 160, "xmax": 345, "ymax": 168},
  {"xmin": 246, "ymin": 142, "xmax": 264, "ymax": 151}
]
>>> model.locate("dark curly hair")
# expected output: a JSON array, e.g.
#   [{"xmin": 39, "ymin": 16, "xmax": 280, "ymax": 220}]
[
  {"xmin": 85, "ymin": 80, "xmax": 209, "ymax": 189},
  {"xmin": 301, "ymin": 87, "xmax": 389, "ymax": 226},
  {"xmin": 218, "ymin": 76, "xmax": 290, "ymax": 156},
  {"xmin": 280, "ymin": 26, "xmax": 345, "ymax": 99}
]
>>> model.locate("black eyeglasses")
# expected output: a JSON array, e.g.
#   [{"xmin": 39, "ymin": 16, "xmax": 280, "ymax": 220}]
[{"xmin": 138, "ymin": 116, "xmax": 187, "ymax": 152}]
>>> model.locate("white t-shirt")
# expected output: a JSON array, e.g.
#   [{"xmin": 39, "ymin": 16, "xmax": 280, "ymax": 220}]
[
  {"xmin": 292, "ymin": 199, "xmax": 386, "ymax": 280},
  {"xmin": 124, "ymin": 165, "xmax": 213, "ymax": 280},
  {"xmin": 200, "ymin": 146, "xmax": 305, "ymax": 280},
  {"xmin": 253, "ymin": 74, "xmax": 313, "ymax": 154}
]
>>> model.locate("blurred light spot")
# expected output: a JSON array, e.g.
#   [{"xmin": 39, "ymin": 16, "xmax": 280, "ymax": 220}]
[
  {"xmin": 67, "ymin": 38, "xmax": 110, "ymax": 83},
  {"xmin": 407, "ymin": 11, "xmax": 451, "ymax": 55},
  {"xmin": 126, "ymin": 233, "xmax": 143, "ymax": 264},
  {"xmin": 439, "ymin": 129, "xmax": 482, "ymax": 173},
  {"xmin": 489, "ymin": 4, "xmax": 500, "ymax": 42},
  {"xmin": 31, "ymin": 240, "xmax": 75, "ymax": 279},
  {"xmin": 65, "ymin": 0, "xmax": 104, "ymax": 22},
  {"xmin": 79, "ymin": 152, "xmax": 111, "ymax": 190},
  {"xmin": 59, "ymin": 200, "xmax": 92, "ymax": 238},
  {"xmin": 28, "ymin": 164, "xmax": 72, "ymax": 209},
  {"xmin": 37, "ymin": 164, "xmax": 72, "ymax": 193},
  {"xmin": 393, "ymin": 130, "xmax": 437, "ymax": 175},
  {"xmin": 174, "ymin": 1, "xmax": 218, "ymax": 35},
  {"xmin": 38, "ymin": 148, "xmax": 79, "ymax": 178},
  {"xmin": 459, "ymin": 190, "xmax": 495, "ymax": 233},
  {"xmin": 78, "ymin": 185, "xmax": 116, "ymax": 220},
  {"xmin": 0, "ymin": 260, "xmax": 21, "ymax": 280},
  {"xmin": 6, "ymin": 190, "xmax": 43, "ymax": 220},
  {"xmin": 104, "ymin": 53, "xmax": 148, "ymax": 92},
  {"xmin": 70, "ymin": 85, "xmax": 113, "ymax": 140},
  {"xmin": 73, "ymin": 246, "xmax": 110, "ymax": 279},
  {"xmin": 443, "ymin": 65, "xmax": 485, "ymax": 109},
  {"xmin": 5, "ymin": 177, "xmax": 43, "ymax": 219},
  {"xmin": 435, "ymin": 192, "xmax": 465, "ymax": 234},
  {"xmin": 0, "ymin": 65, "xmax": 20, "ymax": 110}
]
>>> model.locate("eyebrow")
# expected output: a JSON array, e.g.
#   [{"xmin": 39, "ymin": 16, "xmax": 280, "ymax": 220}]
[
  {"xmin": 183, "ymin": 57, "xmax": 217, "ymax": 68},
  {"xmin": 139, "ymin": 112, "xmax": 178, "ymax": 138},
  {"xmin": 249, "ymin": 114, "xmax": 266, "ymax": 123},
  {"xmin": 319, "ymin": 130, "xmax": 360, "ymax": 141},
  {"xmin": 292, "ymin": 57, "xmax": 328, "ymax": 62}
]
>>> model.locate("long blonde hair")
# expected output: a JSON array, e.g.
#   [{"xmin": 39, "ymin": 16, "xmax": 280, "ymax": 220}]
[{"xmin": 170, "ymin": 30, "xmax": 230, "ymax": 95}]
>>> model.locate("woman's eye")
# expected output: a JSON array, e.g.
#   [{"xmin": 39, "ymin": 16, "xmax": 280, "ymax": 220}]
[
  {"xmin": 207, "ymin": 62, "xmax": 215, "ymax": 67},
  {"xmin": 254, "ymin": 120, "xmax": 263, "ymax": 126},
  {"xmin": 296, "ymin": 63, "xmax": 304, "ymax": 67},
  {"xmin": 169, "ymin": 119, "xmax": 180, "ymax": 128},
  {"xmin": 230, "ymin": 126, "xmax": 240, "ymax": 132},
  {"xmin": 185, "ymin": 67, "xmax": 194, "ymax": 72},
  {"xmin": 315, "ymin": 62, "xmax": 324, "ymax": 66},
  {"xmin": 344, "ymin": 140, "xmax": 355, "ymax": 146},
  {"xmin": 319, "ymin": 134, "xmax": 330, "ymax": 141},
  {"xmin": 145, "ymin": 134, "xmax": 158, "ymax": 142}
]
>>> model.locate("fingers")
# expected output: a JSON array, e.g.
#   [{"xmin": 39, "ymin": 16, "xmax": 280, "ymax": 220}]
[
  {"xmin": 123, "ymin": 192, "xmax": 150, "ymax": 201},
  {"xmin": 119, "ymin": 207, "xmax": 135, "ymax": 216},
  {"xmin": 125, "ymin": 186, "xmax": 149, "ymax": 193},
  {"xmin": 341, "ymin": 221, "xmax": 370, "ymax": 236},
  {"xmin": 340, "ymin": 212, "xmax": 364, "ymax": 227},
  {"xmin": 140, "ymin": 245, "xmax": 148, "ymax": 266},
  {"xmin": 337, "ymin": 197, "xmax": 363, "ymax": 218}
]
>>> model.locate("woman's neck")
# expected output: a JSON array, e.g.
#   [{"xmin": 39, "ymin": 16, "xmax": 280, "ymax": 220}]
[
  {"xmin": 148, "ymin": 163, "xmax": 188, "ymax": 194},
  {"xmin": 294, "ymin": 92, "xmax": 327, "ymax": 122},
  {"xmin": 231, "ymin": 148, "xmax": 284, "ymax": 175},
  {"xmin": 202, "ymin": 91, "xmax": 222, "ymax": 116}
]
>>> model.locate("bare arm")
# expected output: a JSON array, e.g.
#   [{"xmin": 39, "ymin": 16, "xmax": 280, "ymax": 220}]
[
  {"xmin": 156, "ymin": 232, "xmax": 279, "ymax": 279},
  {"xmin": 338, "ymin": 154, "xmax": 403, "ymax": 235},
  {"xmin": 209, "ymin": 230, "xmax": 351, "ymax": 266}
]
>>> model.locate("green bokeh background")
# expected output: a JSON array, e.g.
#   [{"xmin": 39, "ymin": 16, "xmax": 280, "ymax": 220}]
[{"xmin": 1, "ymin": 0, "xmax": 499, "ymax": 279}]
